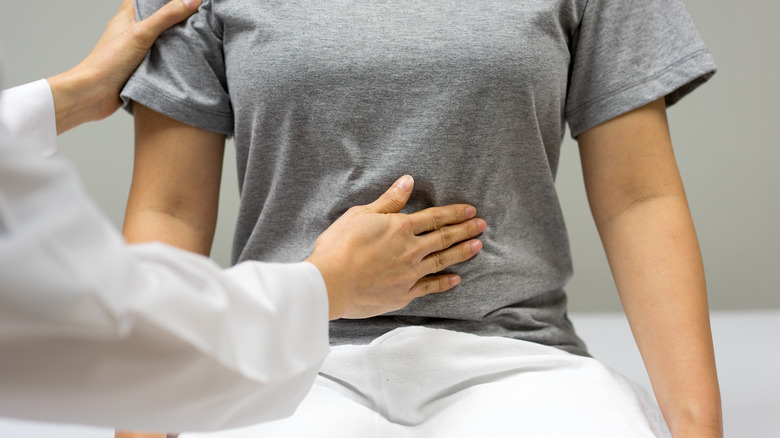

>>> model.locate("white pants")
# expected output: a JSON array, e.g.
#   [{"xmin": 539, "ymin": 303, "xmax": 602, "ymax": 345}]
[{"xmin": 183, "ymin": 327, "xmax": 670, "ymax": 437}]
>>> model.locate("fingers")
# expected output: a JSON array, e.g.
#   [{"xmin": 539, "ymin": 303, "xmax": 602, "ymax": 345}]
[
  {"xmin": 418, "ymin": 218, "xmax": 487, "ymax": 254},
  {"xmin": 408, "ymin": 274, "xmax": 462, "ymax": 298},
  {"xmin": 364, "ymin": 175, "xmax": 414, "ymax": 214},
  {"xmin": 420, "ymin": 239, "xmax": 482, "ymax": 276},
  {"xmin": 407, "ymin": 203, "xmax": 477, "ymax": 235},
  {"xmin": 134, "ymin": 0, "xmax": 201, "ymax": 45}
]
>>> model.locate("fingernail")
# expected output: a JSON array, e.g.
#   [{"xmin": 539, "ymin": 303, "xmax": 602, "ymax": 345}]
[
  {"xmin": 395, "ymin": 175, "xmax": 413, "ymax": 193},
  {"xmin": 477, "ymin": 219, "xmax": 487, "ymax": 232},
  {"xmin": 182, "ymin": 0, "xmax": 201, "ymax": 11},
  {"xmin": 465, "ymin": 206, "xmax": 476, "ymax": 218},
  {"xmin": 470, "ymin": 240, "xmax": 483, "ymax": 253},
  {"xmin": 449, "ymin": 275, "xmax": 461, "ymax": 287}
]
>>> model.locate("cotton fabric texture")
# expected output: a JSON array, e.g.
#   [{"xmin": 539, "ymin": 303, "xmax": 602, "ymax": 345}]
[
  {"xmin": 122, "ymin": 0, "xmax": 716, "ymax": 355},
  {"xmin": 0, "ymin": 80, "xmax": 58, "ymax": 156},
  {"xmin": 180, "ymin": 327, "xmax": 671, "ymax": 437}
]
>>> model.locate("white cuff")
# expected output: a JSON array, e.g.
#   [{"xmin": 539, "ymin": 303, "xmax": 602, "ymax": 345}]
[{"xmin": 0, "ymin": 79, "xmax": 58, "ymax": 156}]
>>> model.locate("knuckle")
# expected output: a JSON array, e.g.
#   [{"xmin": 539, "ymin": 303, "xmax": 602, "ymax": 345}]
[
  {"xmin": 398, "ymin": 218, "xmax": 414, "ymax": 236},
  {"xmin": 432, "ymin": 251, "xmax": 447, "ymax": 272},
  {"xmin": 469, "ymin": 219, "xmax": 480, "ymax": 236},
  {"xmin": 127, "ymin": 25, "xmax": 155, "ymax": 46},
  {"xmin": 413, "ymin": 278, "xmax": 433, "ymax": 297},
  {"xmin": 453, "ymin": 205, "xmax": 466, "ymax": 222},
  {"xmin": 401, "ymin": 247, "xmax": 419, "ymax": 266},
  {"xmin": 428, "ymin": 278, "xmax": 443, "ymax": 295},
  {"xmin": 385, "ymin": 196, "xmax": 405, "ymax": 212},
  {"xmin": 419, "ymin": 279, "xmax": 433, "ymax": 295},
  {"xmin": 461, "ymin": 241, "xmax": 476, "ymax": 259},
  {"xmin": 345, "ymin": 205, "xmax": 364, "ymax": 217},
  {"xmin": 437, "ymin": 226, "xmax": 452, "ymax": 248},
  {"xmin": 429, "ymin": 209, "xmax": 444, "ymax": 231}
]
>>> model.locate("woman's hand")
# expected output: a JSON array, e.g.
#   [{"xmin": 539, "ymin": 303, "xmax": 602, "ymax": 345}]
[
  {"xmin": 47, "ymin": 0, "xmax": 201, "ymax": 134},
  {"xmin": 306, "ymin": 175, "xmax": 486, "ymax": 320}
]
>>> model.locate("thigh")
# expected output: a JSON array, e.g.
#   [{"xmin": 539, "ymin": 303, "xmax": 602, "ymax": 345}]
[
  {"xmin": 180, "ymin": 379, "xmax": 384, "ymax": 438},
  {"xmin": 418, "ymin": 357, "xmax": 670, "ymax": 438},
  {"xmin": 182, "ymin": 328, "xmax": 670, "ymax": 438}
]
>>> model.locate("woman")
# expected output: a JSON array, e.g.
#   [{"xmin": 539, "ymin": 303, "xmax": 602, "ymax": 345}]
[{"xmin": 119, "ymin": 0, "xmax": 721, "ymax": 436}]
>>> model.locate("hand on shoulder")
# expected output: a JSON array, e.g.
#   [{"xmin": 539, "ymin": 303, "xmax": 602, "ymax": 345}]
[{"xmin": 47, "ymin": 0, "xmax": 201, "ymax": 134}]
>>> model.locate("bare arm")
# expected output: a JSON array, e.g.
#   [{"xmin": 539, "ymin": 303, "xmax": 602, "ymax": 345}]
[
  {"xmin": 578, "ymin": 99, "xmax": 722, "ymax": 437},
  {"xmin": 123, "ymin": 103, "xmax": 225, "ymax": 255}
]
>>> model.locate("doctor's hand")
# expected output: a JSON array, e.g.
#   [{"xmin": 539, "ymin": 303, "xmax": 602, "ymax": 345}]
[
  {"xmin": 46, "ymin": 0, "xmax": 201, "ymax": 135},
  {"xmin": 306, "ymin": 175, "xmax": 486, "ymax": 320}
]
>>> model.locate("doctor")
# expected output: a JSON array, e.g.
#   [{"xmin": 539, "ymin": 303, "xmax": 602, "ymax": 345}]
[{"xmin": 0, "ymin": 0, "xmax": 486, "ymax": 433}]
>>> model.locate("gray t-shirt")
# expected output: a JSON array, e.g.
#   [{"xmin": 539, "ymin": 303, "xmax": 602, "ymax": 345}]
[{"xmin": 122, "ymin": 0, "xmax": 715, "ymax": 356}]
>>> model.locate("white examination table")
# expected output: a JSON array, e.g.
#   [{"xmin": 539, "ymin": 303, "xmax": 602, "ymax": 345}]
[{"xmin": 1, "ymin": 311, "xmax": 777, "ymax": 437}]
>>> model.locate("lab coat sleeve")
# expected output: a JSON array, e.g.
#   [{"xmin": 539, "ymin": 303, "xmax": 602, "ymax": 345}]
[
  {"xmin": 0, "ymin": 122, "xmax": 330, "ymax": 432},
  {"xmin": 0, "ymin": 79, "xmax": 58, "ymax": 156}
]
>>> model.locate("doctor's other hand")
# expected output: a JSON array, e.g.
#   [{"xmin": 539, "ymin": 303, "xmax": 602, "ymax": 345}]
[
  {"xmin": 47, "ymin": 0, "xmax": 201, "ymax": 135},
  {"xmin": 306, "ymin": 175, "xmax": 486, "ymax": 320}
]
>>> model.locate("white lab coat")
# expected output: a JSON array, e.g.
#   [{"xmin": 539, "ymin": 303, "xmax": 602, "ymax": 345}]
[{"xmin": 0, "ymin": 79, "xmax": 330, "ymax": 432}]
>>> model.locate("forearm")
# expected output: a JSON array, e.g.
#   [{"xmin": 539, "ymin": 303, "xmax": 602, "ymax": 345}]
[{"xmin": 596, "ymin": 194, "xmax": 721, "ymax": 436}]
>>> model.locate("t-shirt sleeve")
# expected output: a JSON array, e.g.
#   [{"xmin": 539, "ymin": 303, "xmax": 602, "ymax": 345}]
[
  {"xmin": 565, "ymin": 0, "xmax": 716, "ymax": 138},
  {"xmin": 120, "ymin": 0, "xmax": 233, "ymax": 136}
]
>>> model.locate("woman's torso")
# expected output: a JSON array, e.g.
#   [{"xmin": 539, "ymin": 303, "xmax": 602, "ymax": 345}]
[{"xmin": 218, "ymin": 0, "xmax": 588, "ymax": 354}]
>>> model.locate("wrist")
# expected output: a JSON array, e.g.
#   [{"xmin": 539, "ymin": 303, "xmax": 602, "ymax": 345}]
[
  {"xmin": 305, "ymin": 255, "xmax": 347, "ymax": 321},
  {"xmin": 46, "ymin": 66, "xmax": 103, "ymax": 134}
]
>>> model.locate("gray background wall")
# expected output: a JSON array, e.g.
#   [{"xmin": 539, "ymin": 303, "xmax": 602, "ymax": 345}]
[{"xmin": 1, "ymin": 0, "xmax": 777, "ymax": 312}]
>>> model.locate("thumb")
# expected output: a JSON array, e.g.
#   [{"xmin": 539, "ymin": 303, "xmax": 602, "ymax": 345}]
[
  {"xmin": 135, "ymin": 0, "xmax": 201, "ymax": 44},
  {"xmin": 365, "ymin": 175, "xmax": 414, "ymax": 214}
]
